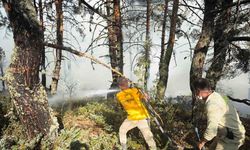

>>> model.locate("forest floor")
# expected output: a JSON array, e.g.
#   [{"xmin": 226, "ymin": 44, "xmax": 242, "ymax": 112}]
[
  {"xmin": 0, "ymin": 95, "xmax": 249, "ymax": 150},
  {"xmin": 240, "ymin": 118, "xmax": 250, "ymax": 149}
]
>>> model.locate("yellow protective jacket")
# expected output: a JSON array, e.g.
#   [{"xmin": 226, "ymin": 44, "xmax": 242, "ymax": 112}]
[{"xmin": 116, "ymin": 87, "xmax": 150, "ymax": 120}]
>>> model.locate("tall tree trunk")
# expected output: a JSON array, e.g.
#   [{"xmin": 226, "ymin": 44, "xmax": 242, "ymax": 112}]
[
  {"xmin": 143, "ymin": 0, "xmax": 152, "ymax": 90},
  {"xmin": 2, "ymin": 0, "xmax": 56, "ymax": 139},
  {"xmin": 156, "ymin": 0, "xmax": 179, "ymax": 100},
  {"xmin": 114, "ymin": 0, "xmax": 123, "ymax": 75},
  {"xmin": 189, "ymin": 0, "xmax": 217, "ymax": 122},
  {"xmin": 160, "ymin": 0, "xmax": 168, "ymax": 63},
  {"xmin": 51, "ymin": 0, "xmax": 63, "ymax": 95},
  {"xmin": 39, "ymin": 0, "xmax": 46, "ymax": 88},
  {"xmin": 0, "ymin": 65, "xmax": 5, "ymax": 90},
  {"xmin": 156, "ymin": 0, "xmax": 168, "ymax": 100},
  {"xmin": 206, "ymin": 0, "xmax": 233, "ymax": 89},
  {"xmin": 106, "ymin": 0, "xmax": 123, "ymax": 92},
  {"xmin": 0, "ymin": 47, "xmax": 5, "ymax": 91},
  {"xmin": 189, "ymin": 0, "xmax": 217, "ymax": 89}
]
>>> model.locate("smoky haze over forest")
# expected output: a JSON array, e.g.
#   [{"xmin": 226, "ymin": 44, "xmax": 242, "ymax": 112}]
[
  {"xmin": 0, "ymin": 1, "xmax": 250, "ymax": 149},
  {"xmin": 0, "ymin": 1, "xmax": 250, "ymax": 117}
]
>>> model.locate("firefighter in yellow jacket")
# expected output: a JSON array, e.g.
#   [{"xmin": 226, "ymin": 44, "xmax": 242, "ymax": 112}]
[{"xmin": 116, "ymin": 77, "xmax": 157, "ymax": 150}]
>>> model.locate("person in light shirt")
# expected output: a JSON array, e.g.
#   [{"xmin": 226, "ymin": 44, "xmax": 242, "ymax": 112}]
[{"xmin": 192, "ymin": 78, "xmax": 245, "ymax": 150}]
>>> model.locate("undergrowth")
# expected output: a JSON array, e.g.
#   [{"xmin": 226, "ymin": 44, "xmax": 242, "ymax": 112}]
[{"xmin": 0, "ymin": 95, "xmax": 249, "ymax": 150}]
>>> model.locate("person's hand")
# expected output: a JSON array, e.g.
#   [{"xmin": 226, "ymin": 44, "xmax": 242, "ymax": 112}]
[{"xmin": 197, "ymin": 140, "xmax": 206, "ymax": 150}]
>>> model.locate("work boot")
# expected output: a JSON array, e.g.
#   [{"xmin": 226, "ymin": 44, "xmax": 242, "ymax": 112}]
[{"xmin": 121, "ymin": 144, "xmax": 127, "ymax": 150}]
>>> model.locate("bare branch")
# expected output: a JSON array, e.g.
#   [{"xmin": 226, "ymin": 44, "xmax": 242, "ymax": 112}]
[
  {"xmin": 211, "ymin": 0, "xmax": 250, "ymax": 14},
  {"xmin": 194, "ymin": 0, "xmax": 204, "ymax": 12},
  {"xmin": 182, "ymin": 0, "xmax": 203, "ymax": 21},
  {"xmin": 179, "ymin": 3, "xmax": 204, "ymax": 11},
  {"xmin": 80, "ymin": 0, "xmax": 113, "ymax": 22},
  {"xmin": 229, "ymin": 36, "xmax": 250, "ymax": 42},
  {"xmin": 177, "ymin": 29, "xmax": 193, "ymax": 61},
  {"xmin": 44, "ymin": 42, "xmax": 125, "ymax": 78},
  {"xmin": 228, "ymin": 96, "xmax": 250, "ymax": 106},
  {"xmin": 178, "ymin": 14, "xmax": 202, "ymax": 27}
]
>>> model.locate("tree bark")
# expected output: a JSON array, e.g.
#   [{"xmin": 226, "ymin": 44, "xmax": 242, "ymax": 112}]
[
  {"xmin": 51, "ymin": 0, "xmax": 63, "ymax": 95},
  {"xmin": 189, "ymin": 0, "xmax": 217, "ymax": 89},
  {"xmin": 106, "ymin": 0, "xmax": 123, "ymax": 91},
  {"xmin": 206, "ymin": 0, "xmax": 233, "ymax": 89},
  {"xmin": 143, "ymin": 0, "xmax": 152, "ymax": 90},
  {"xmin": 156, "ymin": 0, "xmax": 179, "ymax": 100},
  {"xmin": 160, "ymin": 0, "xmax": 168, "ymax": 63},
  {"xmin": 114, "ymin": 0, "xmax": 123, "ymax": 75},
  {"xmin": 2, "ymin": 0, "xmax": 56, "ymax": 139},
  {"xmin": 156, "ymin": 0, "xmax": 168, "ymax": 100},
  {"xmin": 0, "ymin": 47, "xmax": 5, "ymax": 91},
  {"xmin": 39, "ymin": 0, "xmax": 46, "ymax": 88},
  {"xmin": 0, "ymin": 65, "xmax": 5, "ymax": 90}
]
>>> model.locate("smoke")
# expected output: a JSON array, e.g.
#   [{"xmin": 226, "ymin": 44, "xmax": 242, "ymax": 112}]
[{"xmin": 48, "ymin": 89, "xmax": 120, "ymax": 105}]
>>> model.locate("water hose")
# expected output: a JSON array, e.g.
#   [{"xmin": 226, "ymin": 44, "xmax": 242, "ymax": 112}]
[{"xmin": 45, "ymin": 43, "xmax": 174, "ymax": 147}]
